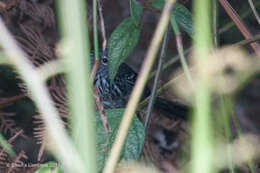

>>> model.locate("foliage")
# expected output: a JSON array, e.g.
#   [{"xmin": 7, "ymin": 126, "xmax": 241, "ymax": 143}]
[
  {"xmin": 152, "ymin": 0, "xmax": 193, "ymax": 37},
  {"xmin": 107, "ymin": 18, "xmax": 141, "ymax": 82},
  {"xmin": 35, "ymin": 162, "xmax": 60, "ymax": 173},
  {"xmin": 96, "ymin": 109, "xmax": 145, "ymax": 172}
]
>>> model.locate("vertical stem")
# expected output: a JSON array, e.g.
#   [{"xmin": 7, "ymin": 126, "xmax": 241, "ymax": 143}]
[
  {"xmin": 220, "ymin": 97, "xmax": 234, "ymax": 173},
  {"xmin": 213, "ymin": 0, "xmax": 219, "ymax": 47},
  {"xmin": 57, "ymin": 1, "xmax": 97, "ymax": 173},
  {"xmin": 144, "ymin": 26, "xmax": 169, "ymax": 130},
  {"xmin": 192, "ymin": 0, "xmax": 213, "ymax": 173},
  {"xmin": 93, "ymin": 0, "xmax": 99, "ymax": 60}
]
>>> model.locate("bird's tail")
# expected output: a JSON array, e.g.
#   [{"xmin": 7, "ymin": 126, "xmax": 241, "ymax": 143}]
[{"xmin": 154, "ymin": 97, "xmax": 189, "ymax": 121}]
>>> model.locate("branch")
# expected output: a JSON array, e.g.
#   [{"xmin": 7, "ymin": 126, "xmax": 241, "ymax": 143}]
[
  {"xmin": 248, "ymin": 0, "xmax": 260, "ymax": 25},
  {"xmin": 219, "ymin": 0, "xmax": 260, "ymax": 53}
]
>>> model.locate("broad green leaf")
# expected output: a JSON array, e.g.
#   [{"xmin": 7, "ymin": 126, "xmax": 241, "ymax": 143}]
[
  {"xmin": 96, "ymin": 109, "xmax": 145, "ymax": 172},
  {"xmin": 35, "ymin": 161, "xmax": 60, "ymax": 173},
  {"xmin": 130, "ymin": 0, "xmax": 143, "ymax": 26},
  {"xmin": 108, "ymin": 18, "xmax": 141, "ymax": 82},
  {"xmin": 152, "ymin": 0, "xmax": 193, "ymax": 37}
]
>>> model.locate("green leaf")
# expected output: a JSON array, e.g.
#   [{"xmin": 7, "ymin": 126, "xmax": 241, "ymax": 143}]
[
  {"xmin": 170, "ymin": 14, "xmax": 180, "ymax": 35},
  {"xmin": 152, "ymin": 0, "xmax": 165, "ymax": 9},
  {"xmin": 152, "ymin": 0, "xmax": 193, "ymax": 37},
  {"xmin": 173, "ymin": 3, "xmax": 193, "ymax": 37},
  {"xmin": 130, "ymin": 0, "xmax": 143, "ymax": 26},
  {"xmin": 35, "ymin": 161, "xmax": 60, "ymax": 173},
  {"xmin": 107, "ymin": 17, "xmax": 141, "ymax": 82},
  {"xmin": 96, "ymin": 109, "xmax": 145, "ymax": 172}
]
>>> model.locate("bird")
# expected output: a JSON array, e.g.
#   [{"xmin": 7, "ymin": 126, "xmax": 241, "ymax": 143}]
[{"xmin": 91, "ymin": 50, "xmax": 189, "ymax": 121}]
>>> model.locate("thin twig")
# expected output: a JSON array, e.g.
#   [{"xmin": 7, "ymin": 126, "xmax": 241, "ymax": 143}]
[
  {"xmin": 148, "ymin": 47, "xmax": 192, "ymax": 81},
  {"xmin": 93, "ymin": 0, "xmax": 99, "ymax": 61},
  {"xmin": 139, "ymin": 67, "xmax": 195, "ymax": 110},
  {"xmin": 90, "ymin": 0, "xmax": 106, "ymax": 83},
  {"xmin": 98, "ymin": 0, "xmax": 107, "ymax": 51},
  {"xmin": 102, "ymin": 1, "xmax": 176, "ymax": 173},
  {"xmin": 219, "ymin": 0, "xmax": 260, "ymax": 53},
  {"xmin": 93, "ymin": 86, "xmax": 110, "ymax": 150},
  {"xmin": 93, "ymin": 86, "xmax": 110, "ymax": 134},
  {"xmin": 0, "ymin": 17, "xmax": 85, "ymax": 173},
  {"xmin": 213, "ymin": 0, "xmax": 219, "ymax": 47},
  {"xmin": 144, "ymin": 26, "xmax": 169, "ymax": 130},
  {"xmin": 8, "ymin": 129, "xmax": 23, "ymax": 144},
  {"xmin": 91, "ymin": 59, "xmax": 100, "ymax": 83},
  {"xmin": 235, "ymin": 33, "xmax": 260, "ymax": 47},
  {"xmin": 0, "ymin": 94, "xmax": 27, "ymax": 108},
  {"xmin": 248, "ymin": 0, "xmax": 260, "ymax": 25},
  {"xmin": 219, "ymin": 1, "xmax": 260, "ymax": 34},
  {"xmin": 176, "ymin": 34, "xmax": 194, "ymax": 89}
]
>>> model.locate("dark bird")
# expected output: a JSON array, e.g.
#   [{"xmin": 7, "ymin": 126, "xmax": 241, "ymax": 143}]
[{"xmin": 92, "ymin": 50, "xmax": 189, "ymax": 120}]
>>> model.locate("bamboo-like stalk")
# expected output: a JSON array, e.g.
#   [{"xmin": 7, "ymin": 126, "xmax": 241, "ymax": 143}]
[
  {"xmin": 102, "ymin": 0, "xmax": 176, "ymax": 173},
  {"xmin": 192, "ymin": 0, "xmax": 213, "ymax": 173},
  {"xmin": 0, "ymin": 17, "xmax": 85, "ymax": 172},
  {"xmin": 57, "ymin": 1, "xmax": 97, "ymax": 173}
]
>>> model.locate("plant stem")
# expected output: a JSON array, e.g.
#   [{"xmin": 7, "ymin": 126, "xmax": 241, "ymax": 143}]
[
  {"xmin": 148, "ymin": 47, "xmax": 192, "ymax": 81},
  {"xmin": 213, "ymin": 0, "xmax": 219, "ymax": 47},
  {"xmin": 235, "ymin": 33, "xmax": 260, "ymax": 47},
  {"xmin": 37, "ymin": 60, "xmax": 65, "ymax": 81},
  {"xmin": 91, "ymin": 0, "xmax": 100, "ymax": 83},
  {"xmin": 219, "ymin": 0, "xmax": 260, "ymax": 52},
  {"xmin": 102, "ymin": 1, "xmax": 176, "ymax": 173},
  {"xmin": 171, "ymin": 15, "xmax": 194, "ymax": 89},
  {"xmin": 219, "ymin": 1, "xmax": 260, "ymax": 34},
  {"xmin": 144, "ymin": 26, "xmax": 169, "ymax": 130},
  {"xmin": 248, "ymin": 0, "xmax": 260, "ymax": 25},
  {"xmin": 57, "ymin": 0, "xmax": 97, "ymax": 172},
  {"xmin": 93, "ymin": 0, "xmax": 99, "ymax": 60},
  {"xmin": 192, "ymin": 0, "xmax": 213, "ymax": 173}
]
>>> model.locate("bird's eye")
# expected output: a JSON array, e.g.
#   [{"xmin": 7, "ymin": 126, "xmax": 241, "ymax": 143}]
[{"xmin": 102, "ymin": 57, "xmax": 108, "ymax": 64}]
